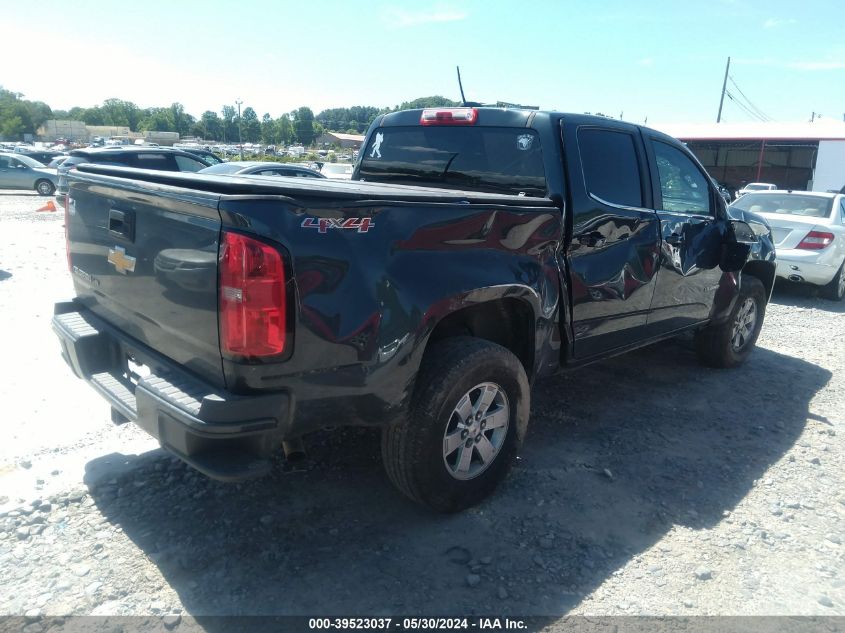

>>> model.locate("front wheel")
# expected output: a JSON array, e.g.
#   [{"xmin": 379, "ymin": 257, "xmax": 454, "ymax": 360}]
[
  {"xmin": 695, "ymin": 276, "xmax": 766, "ymax": 368},
  {"xmin": 821, "ymin": 261, "xmax": 845, "ymax": 301},
  {"xmin": 382, "ymin": 337, "xmax": 530, "ymax": 512},
  {"xmin": 35, "ymin": 180, "xmax": 55, "ymax": 196}
]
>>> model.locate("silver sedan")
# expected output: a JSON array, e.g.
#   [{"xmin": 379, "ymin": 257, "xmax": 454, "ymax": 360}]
[
  {"xmin": 730, "ymin": 190, "xmax": 845, "ymax": 300},
  {"xmin": 0, "ymin": 152, "xmax": 58, "ymax": 195}
]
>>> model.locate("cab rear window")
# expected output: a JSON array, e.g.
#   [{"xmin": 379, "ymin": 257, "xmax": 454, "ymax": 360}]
[{"xmin": 358, "ymin": 126, "xmax": 546, "ymax": 197}]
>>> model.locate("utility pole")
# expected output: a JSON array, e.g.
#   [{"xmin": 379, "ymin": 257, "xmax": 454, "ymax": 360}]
[
  {"xmin": 235, "ymin": 98, "xmax": 244, "ymax": 161},
  {"xmin": 716, "ymin": 56, "xmax": 731, "ymax": 123}
]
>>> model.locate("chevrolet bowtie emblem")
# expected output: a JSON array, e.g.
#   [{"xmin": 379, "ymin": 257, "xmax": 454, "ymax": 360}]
[{"xmin": 107, "ymin": 246, "xmax": 136, "ymax": 274}]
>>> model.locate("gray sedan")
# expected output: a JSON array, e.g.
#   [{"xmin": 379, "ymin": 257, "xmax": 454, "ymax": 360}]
[
  {"xmin": 0, "ymin": 153, "xmax": 58, "ymax": 195},
  {"xmin": 198, "ymin": 161, "xmax": 325, "ymax": 179}
]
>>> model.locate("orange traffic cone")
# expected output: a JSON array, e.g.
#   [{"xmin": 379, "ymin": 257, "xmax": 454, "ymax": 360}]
[{"xmin": 36, "ymin": 200, "xmax": 57, "ymax": 213}]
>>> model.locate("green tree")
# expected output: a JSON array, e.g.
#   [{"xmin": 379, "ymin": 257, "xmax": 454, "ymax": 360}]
[
  {"xmin": 81, "ymin": 107, "xmax": 104, "ymax": 126},
  {"xmin": 241, "ymin": 107, "xmax": 260, "ymax": 142},
  {"xmin": 276, "ymin": 115, "xmax": 293, "ymax": 145},
  {"xmin": 200, "ymin": 110, "xmax": 222, "ymax": 140},
  {"xmin": 221, "ymin": 105, "xmax": 237, "ymax": 143},
  {"xmin": 0, "ymin": 88, "xmax": 35, "ymax": 139},
  {"xmin": 394, "ymin": 96, "xmax": 459, "ymax": 111},
  {"xmin": 24, "ymin": 101, "xmax": 53, "ymax": 131},
  {"xmin": 292, "ymin": 106, "xmax": 315, "ymax": 146},
  {"xmin": 260, "ymin": 113, "xmax": 276, "ymax": 144},
  {"xmin": 100, "ymin": 99, "xmax": 140, "ymax": 130},
  {"xmin": 139, "ymin": 108, "xmax": 173, "ymax": 132}
]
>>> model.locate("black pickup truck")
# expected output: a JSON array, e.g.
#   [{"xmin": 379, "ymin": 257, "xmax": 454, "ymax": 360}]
[{"xmin": 52, "ymin": 107, "xmax": 775, "ymax": 511}]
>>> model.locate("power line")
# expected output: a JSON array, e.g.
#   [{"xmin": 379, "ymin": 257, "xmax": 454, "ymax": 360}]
[
  {"xmin": 725, "ymin": 90, "xmax": 768, "ymax": 122},
  {"xmin": 727, "ymin": 76, "xmax": 772, "ymax": 121}
]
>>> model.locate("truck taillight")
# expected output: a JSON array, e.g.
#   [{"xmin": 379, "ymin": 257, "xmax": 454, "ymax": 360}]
[
  {"xmin": 64, "ymin": 195, "xmax": 71, "ymax": 272},
  {"xmin": 219, "ymin": 231, "xmax": 288, "ymax": 358},
  {"xmin": 420, "ymin": 107, "xmax": 478, "ymax": 126},
  {"xmin": 796, "ymin": 230, "xmax": 834, "ymax": 250}
]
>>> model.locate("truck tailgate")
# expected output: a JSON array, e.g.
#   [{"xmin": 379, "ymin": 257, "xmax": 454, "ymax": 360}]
[{"xmin": 66, "ymin": 174, "xmax": 224, "ymax": 387}]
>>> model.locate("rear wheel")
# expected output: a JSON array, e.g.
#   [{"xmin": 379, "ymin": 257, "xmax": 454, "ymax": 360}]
[
  {"xmin": 821, "ymin": 261, "xmax": 845, "ymax": 301},
  {"xmin": 382, "ymin": 337, "xmax": 529, "ymax": 512},
  {"xmin": 696, "ymin": 276, "xmax": 766, "ymax": 368},
  {"xmin": 35, "ymin": 180, "xmax": 55, "ymax": 196}
]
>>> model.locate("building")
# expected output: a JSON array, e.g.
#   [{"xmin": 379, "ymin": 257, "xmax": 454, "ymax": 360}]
[
  {"xmin": 653, "ymin": 120, "xmax": 845, "ymax": 194},
  {"xmin": 37, "ymin": 120, "xmax": 89, "ymax": 142},
  {"xmin": 315, "ymin": 132, "xmax": 365, "ymax": 149}
]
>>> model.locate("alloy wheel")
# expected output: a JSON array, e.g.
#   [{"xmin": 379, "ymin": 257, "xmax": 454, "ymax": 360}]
[{"xmin": 442, "ymin": 382, "xmax": 510, "ymax": 481}]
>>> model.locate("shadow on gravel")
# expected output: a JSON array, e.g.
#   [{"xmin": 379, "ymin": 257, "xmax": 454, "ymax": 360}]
[
  {"xmin": 84, "ymin": 337, "xmax": 830, "ymax": 621},
  {"xmin": 770, "ymin": 280, "xmax": 845, "ymax": 313}
]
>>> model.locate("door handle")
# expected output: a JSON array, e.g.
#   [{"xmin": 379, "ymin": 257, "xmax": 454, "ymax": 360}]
[
  {"xmin": 108, "ymin": 208, "xmax": 135, "ymax": 241},
  {"xmin": 576, "ymin": 231, "xmax": 607, "ymax": 248}
]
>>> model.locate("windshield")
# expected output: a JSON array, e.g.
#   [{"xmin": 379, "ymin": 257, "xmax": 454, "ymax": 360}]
[
  {"xmin": 731, "ymin": 192, "xmax": 834, "ymax": 218},
  {"xmin": 358, "ymin": 126, "xmax": 547, "ymax": 197},
  {"xmin": 744, "ymin": 183, "xmax": 774, "ymax": 191},
  {"xmin": 15, "ymin": 154, "xmax": 46, "ymax": 168}
]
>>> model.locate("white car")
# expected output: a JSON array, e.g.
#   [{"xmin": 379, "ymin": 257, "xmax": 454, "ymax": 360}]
[
  {"xmin": 320, "ymin": 163, "xmax": 353, "ymax": 180},
  {"xmin": 730, "ymin": 190, "xmax": 845, "ymax": 300},
  {"xmin": 734, "ymin": 182, "xmax": 777, "ymax": 200}
]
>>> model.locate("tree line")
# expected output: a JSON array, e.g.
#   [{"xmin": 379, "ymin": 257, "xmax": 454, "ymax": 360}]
[{"xmin": 0, "ymin": 88, "xmax": 458, "ymax": 144}]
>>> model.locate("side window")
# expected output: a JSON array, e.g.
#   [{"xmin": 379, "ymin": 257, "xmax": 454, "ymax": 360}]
[
  {"xmin": 255, "ymin": 170, "xmax": 282, "ymax": 176},
  {"xmin": 578, "ymin": 128, "xmax": 643, "ymax": 208},
  {"xmin": 653, "ymin": 141, "xmax": 713, "ymax": 215},
  {"xmin": 133, "ymin": 153, "xmax": 174, "ymax": 171},
  {"xmin": 840, "ymin": 200, "xmax": 845, "ymax": 222},
  {"xmin": 0, "ymin": 156, "xmax": 9, "ymax": 168},
  {"xmin": 174, "ymin": 155, "xmax": 205, "ymax": 172}
]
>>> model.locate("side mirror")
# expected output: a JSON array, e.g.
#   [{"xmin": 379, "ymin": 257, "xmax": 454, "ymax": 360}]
[
  {"xmin": 720, "ymin": 220, "xmax": 757, "ymax": 272},
  {"xmin": 729, "ymin": 220, "xmax": 759, "ymax": 244}
]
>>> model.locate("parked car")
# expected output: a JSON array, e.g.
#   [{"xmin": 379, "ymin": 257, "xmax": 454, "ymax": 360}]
[
  {"xmin": 47, "ymin": 156, "xmax": 70, "ymax": 169},
  {"xmin": 53, "ymin": 107, "xmax": 773, "ymax": 512},
  {"xmin": 19, "ymin": 149, "xmax": 65, "ymax": 165},
  {"xmin": 198, "ymin": 161, "xmax": 326, "ymax": 178},
  {"xmin": 55, "ymin": 147, "xmax": 211, "ymax": 203},
  {"xmin": 735, "ymin": 182, "xmax": 776, "ymax": 199},
  {"xmin": 178, "ymin": 146, "xmax": 225, "ymax": 165},
  {"xmin": 320, "ymin": 162, "xmax": 354, "ymax": 179},
  {"xmin": 730, "ymin": 190, "xmax": 845, "ymax": 300},
  {"xmin": 0, "ymin": 152, "xmax": 58, "ymax": 195}
]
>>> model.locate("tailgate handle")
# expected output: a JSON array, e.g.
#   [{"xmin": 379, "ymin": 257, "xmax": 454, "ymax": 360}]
[{"xmin": 108, "ymin": 208, "xmax": 135, "ymax": 242}]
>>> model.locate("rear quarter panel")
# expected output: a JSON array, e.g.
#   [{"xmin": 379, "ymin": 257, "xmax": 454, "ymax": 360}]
[{"xmin": 218, "ymin": 196, "xmax": 563, "ymax": 425}]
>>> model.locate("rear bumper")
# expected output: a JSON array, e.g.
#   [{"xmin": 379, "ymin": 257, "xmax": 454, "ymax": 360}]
[
  {"xmin": 52, "ymin": 302, "xmax": 290, "ymax": 481},
  {"xmin": 774, "ymin": 249, "xmax": 840, "ymax": 286}
]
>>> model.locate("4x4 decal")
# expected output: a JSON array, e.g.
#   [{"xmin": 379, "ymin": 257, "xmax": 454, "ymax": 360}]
[{"xmin": 301, "ymin": 217, "xmax": 375, "ymax": 234}]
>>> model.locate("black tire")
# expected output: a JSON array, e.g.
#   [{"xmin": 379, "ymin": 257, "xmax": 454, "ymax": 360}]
[
  {"xmin": 821, "ymin": 261, "xmax": 845, "ymax": 301},
  {"xmin": 35, "ymin": 180, "xmax": 55, "ymax": 196},
  {"xmin": 695, "ymin": 276, "xmax": 766, "ymax": 368},
  {"xmin": 382, "ymin": 337, "xmax": 530, "ymax": 512}
]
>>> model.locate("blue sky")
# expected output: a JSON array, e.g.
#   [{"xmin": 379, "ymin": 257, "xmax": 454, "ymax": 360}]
[{"xmin": 4, "ymin": 0, "xmax": 844, "ymax": 124}]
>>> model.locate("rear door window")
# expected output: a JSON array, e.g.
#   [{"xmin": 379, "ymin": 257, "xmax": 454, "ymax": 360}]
[
  {"xmin": 174, "ymin": 155, "xmax": 206, "ymax": 172},
  {"xmin": 132, "ymin": 153, "xmax": 175, "ymax": 171},
  {"xmin": 577, "ymin": 128, "xmax": 643, "ymax": 208},
  {"xmin": 358, "ymin": 126, "xmax": 546, "ymax": 197}
]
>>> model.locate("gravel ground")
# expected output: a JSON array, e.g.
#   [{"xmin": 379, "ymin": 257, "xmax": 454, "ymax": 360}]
[{"xmin": 0, "ymin": 191, "xmax": 843, "ymax": 624}]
